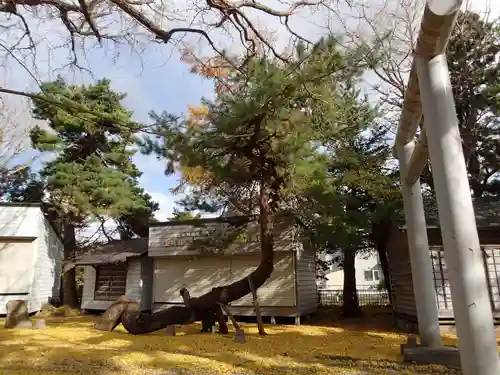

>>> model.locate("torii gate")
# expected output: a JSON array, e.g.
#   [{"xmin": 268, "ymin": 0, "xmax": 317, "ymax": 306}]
[{"xmin": 394, "ymin": 1, "xmax": 500, "ymax": 375}]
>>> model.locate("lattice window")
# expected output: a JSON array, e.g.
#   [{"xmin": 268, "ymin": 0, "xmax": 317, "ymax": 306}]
[
  {"xmin": 430, "ymin": 248, "xmax": 452, "ymax": 311},
  {"xmin": 94, "ymin": 264, "xmax": 127, "ymax": 301},
  {"xmin": 482, "ymin": 247, "xmax": 500, "ymax": 312}
]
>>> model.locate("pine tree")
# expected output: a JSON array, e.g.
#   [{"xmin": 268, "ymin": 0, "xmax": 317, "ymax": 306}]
[
  {"xmin": 25, "ymin": 77, "xmax": 158, "ymax": 306},
  {"xmin": 117, "ymin": 36, "xmax": 382, "ymax": 333}
]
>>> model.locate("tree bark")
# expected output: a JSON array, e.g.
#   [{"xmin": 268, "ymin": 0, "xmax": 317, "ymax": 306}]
[
  {"xmin": 341, "ymin": 247, "xmax": 362, "ymax": 318},
  {"xmin": 249, "ymin": 276, "xmax": 267, "ymax": 335},
  {"xmin": 376, "ymin": 242, "xmax": 392, "ymax": 304},
  {"xmin": 371, "ymin": 218, "xmax": 393, "ymax": 304},
  {"xmin": 98, "ymin": 180, "xmax": 276, "ymax": 335},
  {"xmin": 217, "ymin": 302, "xmax": 240, "ymax": 331},
  {"xmin": 62, "ymin": 220, "xmax": 79, "ymax": 308}
]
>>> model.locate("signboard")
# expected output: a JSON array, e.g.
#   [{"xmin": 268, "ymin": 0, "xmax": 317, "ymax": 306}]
[
  {"xmin": 163, "ymin": 226, "xmax": 260, "ymax": 249},
  {"xmin": 164, "ymin": 229, "xmax": 210, "ymax": 248}
]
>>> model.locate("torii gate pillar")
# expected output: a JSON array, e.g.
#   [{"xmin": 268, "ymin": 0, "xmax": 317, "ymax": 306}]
[
  {"xmin": 417, "ymin": 52, "xmax": 500, "ymax": 375},
  {"xmin": 397, "ymin": 140, "xmax": 441, "ymax": 348}
]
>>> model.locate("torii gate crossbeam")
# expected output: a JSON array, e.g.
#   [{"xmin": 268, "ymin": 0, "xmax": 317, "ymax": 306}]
[{"xmin": 393, "ymin": 2, "xmax": 500, "ymax": 375}]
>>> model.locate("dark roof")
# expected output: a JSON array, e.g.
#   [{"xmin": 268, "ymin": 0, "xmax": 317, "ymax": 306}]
[
  {"xmin": 73, "ymin": 238, "xmax": 148, "ymax": 266},
  {"xmin": 149, "ymin": 211, "xmax": 305, "ymax": 228},
  {"xmin": 399, "ymin": 197, "xmax": 500, "ymax": 228},
  {"xmin": 149, "ymin": 214, "xmax": 257, "ymax": 227},
  {"xmin": 0, "ymin": 202, "xmax": 42, "ymax": 207}
]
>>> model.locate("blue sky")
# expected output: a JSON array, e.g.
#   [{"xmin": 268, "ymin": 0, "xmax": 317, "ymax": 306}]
[
  {"xmin": 83, "ymin": 44, "xmax": 216, "ymax": 220},
  {"xmin": 98, "ymin": 45, "xmax": 215, "ymax": 219},
  {"xmin": 1, "ymin": 0, "xmax": 496, "ymax": 225},
  {"xmin": 5, "ymin": 40, "xmax": 216, "ymax": 221},
  {"xmin": 0, "ymin": 1, "xmax": 339, "ymax": 223}
]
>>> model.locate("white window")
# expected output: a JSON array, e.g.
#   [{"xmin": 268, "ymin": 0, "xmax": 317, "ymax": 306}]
[{"xmin": 373, "ymin": 270, "xmax": 380, "ymax": 281}]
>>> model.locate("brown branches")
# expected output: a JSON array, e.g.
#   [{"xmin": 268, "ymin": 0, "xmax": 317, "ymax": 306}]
[{"xmin": 2, "ymin": 0, "xmax": 329, "ymax": 77}]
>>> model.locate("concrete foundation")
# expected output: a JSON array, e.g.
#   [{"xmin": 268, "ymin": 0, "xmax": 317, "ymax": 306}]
[{"xmin": 401, "ymin": 336, "xmax": 500, "ymax": 370}]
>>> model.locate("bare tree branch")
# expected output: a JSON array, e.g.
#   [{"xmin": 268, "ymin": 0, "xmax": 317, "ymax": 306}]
[{"xmin": 0, "ymin": 96, "xmax": 35, "ymax": 175}]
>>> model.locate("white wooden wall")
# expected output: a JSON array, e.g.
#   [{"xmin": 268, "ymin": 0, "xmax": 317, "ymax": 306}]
[
  {"xmin": 30, "ymin": 216, "xmax": 64, "ymax": 312},
  {"xmin": 295, "ymin": 238, "xmax": 319, "ymax": 315},
  {"xmin": 0, "ymin": 205, "xmax": 63, "ymax": 315},
  {"xmin": 153, "ymin": 252, "xmax": 297, "ymax": 307}
]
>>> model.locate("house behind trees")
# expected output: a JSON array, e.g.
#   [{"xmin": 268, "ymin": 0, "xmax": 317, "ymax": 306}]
[{"xmin": 318, "ymin": 251, "xmax": 383, "ymax": 290}]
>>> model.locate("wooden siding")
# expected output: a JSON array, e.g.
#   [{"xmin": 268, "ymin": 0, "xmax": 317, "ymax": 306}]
[
  {"xmin": 228, "ymin": 253, "xmax": 295, "ymax": 307},
  {"xmin": 124, "ymin": 259, "xmax": 142, "ymax": 303},
  {"xmin": 0, "ymin": 205, "xmax": 40, "ymax": 238},
  {"xmin": 152, "ymin": 252, "xmax": 297, "ymax": 312},
  {"xmin": 81, "ymin": 258, "xmax": 151, "ymax": 311},
  {"xmin": 153, "ymin": 257, "xmax": 232, "ymax": 303},
  {"xmin": 426, "ymin": 227, "xmax": 500, "ymax": 246},
  {"xmin": 29, "ymin": 216, "xmax": 64, "ymax": 313},
  {"xmin": 152, "ymin": 303, "xmax": 299, "ymax": 317},
  {"xmin": 0, "ymin": 240, "xmax": 36, "ymax": 294},
  {"xmin": 94, "ymin": 264, "xmax": 127, "ymax": 301},
  {"xmin": 295, "ymin": 238, "xmax": 319, "ymax": 315},
  {"xmin": 385, "ymin": 227, "xmax": 417, "ymax": 317},
  {"xmin": 387, "ymin": 226, "xmax": 500, "ymax": 322},
  {"xmin": 0, "ymin": 240, "xmax": 37, "ymax": 315},
  {"xmin": 148, "ymin": 219, "xmax": 296, "ymax": 257}
]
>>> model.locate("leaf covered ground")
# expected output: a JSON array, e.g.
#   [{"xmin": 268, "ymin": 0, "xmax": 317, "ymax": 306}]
[{"xmin": 0, "ymin": 310, "xmax": 493, "ymax": 375}]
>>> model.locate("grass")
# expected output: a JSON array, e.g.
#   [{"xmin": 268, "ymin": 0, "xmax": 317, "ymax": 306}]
[{"xmin": 0, "ymin": 308, "xmax": 491, "ymax": 375}]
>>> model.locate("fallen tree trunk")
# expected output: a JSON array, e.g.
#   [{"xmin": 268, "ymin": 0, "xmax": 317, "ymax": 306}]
[{"xmin": 94, "ymin": 295, "xmax": 131, "ymax": 331}]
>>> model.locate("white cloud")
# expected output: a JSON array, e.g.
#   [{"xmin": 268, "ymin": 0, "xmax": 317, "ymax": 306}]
[{"xmin": 149, "ymin": 190, "xmax": 179, "ymax": 221}]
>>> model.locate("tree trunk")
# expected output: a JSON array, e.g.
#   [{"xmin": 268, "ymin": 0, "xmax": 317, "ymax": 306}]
[
  {"xmin": 341, "ymin": 247, "xmax": 362, "ymax": 318},
  {"xmin": 98, "ymin": 180, "xmax": 276, "ymax": 334},
  {"xmin": 249, "ymin": 276, "xmax": 267, "ymax": 335},
  {"xmin": 62, "ymin": 220, "xmax": 79, "ymax": 308},
  {"xmin": 371, "ymin": 218, "xmax": 393, "ymax": 304},
  {"xmin": 376, "ymin": 243, "xmax": 392, "ymax": 304}
]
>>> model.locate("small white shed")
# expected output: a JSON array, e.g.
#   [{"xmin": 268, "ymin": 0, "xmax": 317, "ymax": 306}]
[
  {"xmin": 0, "ymin": 203, "xmax": 64, "ymax": 315},
  {"xmin": 75, "ymin": 238, "xmax": 153, "ymax": 311}
]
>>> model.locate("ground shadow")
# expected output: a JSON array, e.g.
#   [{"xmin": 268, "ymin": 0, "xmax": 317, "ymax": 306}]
[{"xmin": 0, "ymin": 309, "xmax": 470, "ymax": 375}]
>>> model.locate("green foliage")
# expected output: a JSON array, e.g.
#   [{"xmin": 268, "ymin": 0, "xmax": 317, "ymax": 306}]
[
  {"xmin": 299, "ymin": 123, "xmax": 398, "ymax": 260},
  {"xmin": 169, "ymin": 208, "xmax": 201, "ymax": 221},
  {"xmin": 142, "ymin": 36, "xmax": 381, "ymax": 219},
  {"xmin": 0, "ymin": 168, "xmax": 44, "ymax": 203},
  {"xmin": 24, "ymin": 77, "xmax": 157, "ymax": 237}
]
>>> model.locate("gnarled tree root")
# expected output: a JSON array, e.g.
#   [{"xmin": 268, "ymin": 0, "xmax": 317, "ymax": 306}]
[
  {"xmin": 94, "ymin": 212, "xmax": 275, "ymax": 335},
  {"xmin": 93, "ymin": 290, "xmax": 229, "ymax": 335}
]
